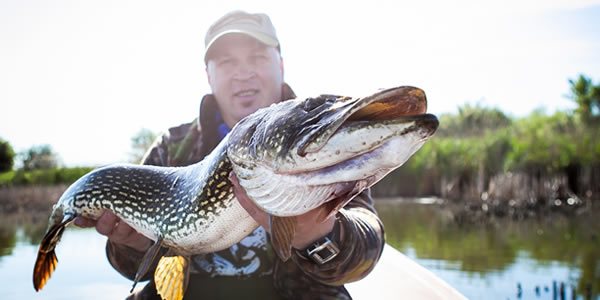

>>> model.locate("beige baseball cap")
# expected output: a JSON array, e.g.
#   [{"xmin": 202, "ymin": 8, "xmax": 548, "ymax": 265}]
[{"xmin": 204, "ymin": 10, "xmax": 279, "ymax": 63}]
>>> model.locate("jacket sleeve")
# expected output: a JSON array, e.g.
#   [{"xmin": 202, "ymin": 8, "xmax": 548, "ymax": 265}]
[
  {"xmin": 106, "ymin": 240, "xmax": 158, "ymax": 281},
  {"xmin": 283, "ymin": 189, "xmax": 385, "ymax": 287}
]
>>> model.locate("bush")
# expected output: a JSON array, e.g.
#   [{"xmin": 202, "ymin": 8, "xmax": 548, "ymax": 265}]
[
  {"xmin": 0, "ymin": 171, "xmax": 15, "ymax": 186},
  {"xmin": 0, "ymin": 138, "xmax": 15, "ymax": 173}
]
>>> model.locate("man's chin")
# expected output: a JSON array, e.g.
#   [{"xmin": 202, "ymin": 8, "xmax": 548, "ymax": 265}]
[
  {"xmin": 235, "ymin": 105, "xmax": 262, "ymax": 122},
  {"xmin": 234, "ymin": 94, "xmax": 260, "ymax": 107}
]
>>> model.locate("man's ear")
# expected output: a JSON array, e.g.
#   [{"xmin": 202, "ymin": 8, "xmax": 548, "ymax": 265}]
[{"xmin": 280, "ymin": 57, "xmax": 284, "ymax": 76}]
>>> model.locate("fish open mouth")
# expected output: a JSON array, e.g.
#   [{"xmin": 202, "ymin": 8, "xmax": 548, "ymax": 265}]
[
  {"xmin": 297, "ymin": 86, "xmax": 438, "ymax": 156},
  {"xmin": 347, "ymin": 86, "xmax": 428, "ymax": 121}
]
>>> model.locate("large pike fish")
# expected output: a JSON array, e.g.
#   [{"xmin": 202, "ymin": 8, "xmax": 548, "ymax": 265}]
[{"xmin": 33, "ymin": 86, "xmax": 438, "ymax": 300}]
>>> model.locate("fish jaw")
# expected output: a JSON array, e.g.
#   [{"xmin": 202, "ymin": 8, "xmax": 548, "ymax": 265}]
[
  {"xmin": 297, "ymin": 114, "xmax": 438, "ymax": 183},
  {"xmin": 276, "ymin": 114, "xmax": 438, "ymax": 176}
]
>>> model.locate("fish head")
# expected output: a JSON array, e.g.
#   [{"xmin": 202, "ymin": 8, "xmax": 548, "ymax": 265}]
[{"xmin": 227, "ymin": 86, "xmax": 438, "ymax": 216}]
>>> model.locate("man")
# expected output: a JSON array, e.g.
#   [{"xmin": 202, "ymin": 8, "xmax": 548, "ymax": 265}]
[{"xmin": 75, "ymin": 10, "xmax": 384, "ymax": 299}]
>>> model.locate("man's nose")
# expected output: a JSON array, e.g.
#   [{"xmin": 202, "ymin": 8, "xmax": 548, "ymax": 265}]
[{"xmin": 233, "ymin": 61, "xmax": 256, "ymax": 80}]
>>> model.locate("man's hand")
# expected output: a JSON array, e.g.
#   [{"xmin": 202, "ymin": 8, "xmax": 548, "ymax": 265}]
[
  {"xmin": 74, "ymin": 211, "xmax": 153, "ymax": 252},
  {"xmin": 230, "ymin": 172, "xmax": 336, "ymax": 249}
]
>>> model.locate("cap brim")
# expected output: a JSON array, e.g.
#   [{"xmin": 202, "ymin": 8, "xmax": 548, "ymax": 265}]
[{"xmin": 204, "ymin": 30, "xmax": 279, "ymax": 62}]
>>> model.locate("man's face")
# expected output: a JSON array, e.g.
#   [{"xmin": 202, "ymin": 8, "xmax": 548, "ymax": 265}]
[{"xmin": 206, "ymin": 34, "xmax": 284, "ymax": 128}]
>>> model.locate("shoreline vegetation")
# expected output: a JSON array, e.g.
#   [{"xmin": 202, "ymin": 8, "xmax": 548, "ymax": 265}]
[
  {"xmin": 369, "ymin": 101, "xmax": 599, "ymax": 217},
  {"xmin": 371, "ymin": 74, "xmax": 600, "ymax": 217}
]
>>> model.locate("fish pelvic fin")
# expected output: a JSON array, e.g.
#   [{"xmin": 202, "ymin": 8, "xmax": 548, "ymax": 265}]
[
  {"xmin": 130, "ymin": 236, "xmax": 164, "ymax": 293},
  {"xmin": 154, "ymin": 253, "xmax": 190, "ymax": 300},
  {"xmin": 32, "ymin": 213, "xmax": 75, "ymax": 291},
  {"xmin": 269, "ymin": 215, "xmax": 297, "ymax": 262}
]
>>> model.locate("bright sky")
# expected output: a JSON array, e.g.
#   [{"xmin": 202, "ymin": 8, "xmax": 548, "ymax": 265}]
[{"xmin": 1, "ymin": 0, "xmax": 600, "ymax": 167}]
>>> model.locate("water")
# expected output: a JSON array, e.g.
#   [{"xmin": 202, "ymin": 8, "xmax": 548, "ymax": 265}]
[
  {"xmin": 0, "ymin": 199, "xmax": 598, "ymax": 299},
  {"xmin": 375, "ymin": 199, "xmax": 600, "ymax": 300}
]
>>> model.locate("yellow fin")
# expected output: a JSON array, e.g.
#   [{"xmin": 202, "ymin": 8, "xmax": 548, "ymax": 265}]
[
  {"xmin": 32, "ymin": 213, "xmax": 74, "ymax": 291},
  {"xmin": 154, "ymin": 255, "xmax": 190, "ymax": 300},
  {"xmin": 32, "ymin": 249, "xmax": 58, "ymax": 291},
  {"xmin": 269, "ymin": 215, "xmax": 297, "ymax": 262}
]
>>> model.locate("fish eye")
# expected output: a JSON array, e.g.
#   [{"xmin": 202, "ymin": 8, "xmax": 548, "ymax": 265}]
[{"xmin": 303, "ymin": 96, "xmax": 327, "ymax": 112}]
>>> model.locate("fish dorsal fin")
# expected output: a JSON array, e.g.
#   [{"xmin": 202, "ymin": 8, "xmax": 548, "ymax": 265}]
[
  {"xmin": 154, "ymin": 253, "xmax": 190, "ymax": 300},
  {"xmin": 269, "ymin": 215, "xmax": 297, "ymax": 262},
  {"xmin": 32, "ymin": 213, "xmax": 75, "ymax": 291},
  {"xmin": 130, "ymin": 236, "xmax": 164, "ymax": 293}
]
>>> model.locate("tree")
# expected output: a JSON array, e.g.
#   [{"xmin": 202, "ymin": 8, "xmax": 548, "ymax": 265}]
[
  {"xmin": 130, "ymin": 128, "xmax": 157, "ymax": 163},
  {"xmin": 0, "ymin": 138, "xmax": 15, "ymax": 172},
  {"xmin": 20, "ymin": 144, "xmax": 58, "ymax": 170},
  {"xmin": 437, "ymin": 103, "xmax": 512, "ymax": 137},
  {"xmin": 569, "ymin": 74, "xmax": 600, "ymax": 126}
]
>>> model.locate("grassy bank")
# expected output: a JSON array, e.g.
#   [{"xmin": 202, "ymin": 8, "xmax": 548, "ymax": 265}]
[
  {"xmin": 0, "ymin": 185, "xmax": 67, "ymax": 213},
  {"xmin": 371, "ymin": 104, "xmax": 600, "ymax": 210},
  {"xmin": 0, "ymin": 167, "xmax": 93, "ymax": 187}
]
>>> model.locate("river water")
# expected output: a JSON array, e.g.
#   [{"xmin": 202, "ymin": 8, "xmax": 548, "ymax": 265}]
[{"xmin": 0, "ymin": 199, "xmax": 598, "ymax": 299}]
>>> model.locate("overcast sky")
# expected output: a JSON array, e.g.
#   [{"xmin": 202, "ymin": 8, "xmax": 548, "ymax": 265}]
[{"xmin": 1, "ymin": 0, "xmax": 600, "ymax": 166}]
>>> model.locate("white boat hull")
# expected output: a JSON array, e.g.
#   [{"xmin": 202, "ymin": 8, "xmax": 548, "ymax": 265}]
[{"xmin": 346, "ymin": 244, "xmax": 468, "ymax": 300}]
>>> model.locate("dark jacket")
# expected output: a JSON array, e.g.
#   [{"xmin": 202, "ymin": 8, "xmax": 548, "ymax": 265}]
[{"xmin": 107, "ymin": 84, "xmax": 385, "ymax": 299}]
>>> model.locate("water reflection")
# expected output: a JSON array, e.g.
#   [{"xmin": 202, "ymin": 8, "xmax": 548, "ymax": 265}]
[
  {"xmin": 0, "ymin": 226, "xmax": 16, "ymax": 258},
  {"xmin": 0, "ymin": 199, "xmax": 598, "ymax": 299},
  {"xmin": 0, "ymin": 210, "xmax": 50, "ymax": 256},
  {"xmin": 375, "ymin": 200, "xmax": 600, "ymax": 299}
]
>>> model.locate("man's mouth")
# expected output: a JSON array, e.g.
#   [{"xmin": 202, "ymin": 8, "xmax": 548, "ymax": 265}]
[{"xmin": 234, "ymin": 89, "xmax": 259, "ymax": 97}]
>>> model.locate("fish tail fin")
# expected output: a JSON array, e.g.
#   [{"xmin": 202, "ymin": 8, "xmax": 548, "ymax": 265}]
[
  {"xmin": 269, "ymin": 215, "xmax": 297, "ymax": 262},
  {"xmin": 32, "ymin": 248, "xmax": 58, "ymax": 291},
  {"xmin": 154, "ymin": 254, "xmax": 190, "ymax": 300},
  {"xmin": 33, "ymin": 213, "xmax": 75, "ymax": 291}
]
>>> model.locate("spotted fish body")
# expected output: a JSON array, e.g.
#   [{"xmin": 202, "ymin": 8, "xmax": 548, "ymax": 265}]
[
  {"xmin": 33, "ymin": 86, "xmax": 439, "ymax": 300},
  {"xmin": 59, "ymin": 140, "xmax": 257, "ymax": 253}
]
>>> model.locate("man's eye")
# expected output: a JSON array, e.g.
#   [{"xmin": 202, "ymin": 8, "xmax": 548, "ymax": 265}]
[{"xmin": 218, "ymin": 59, "xmax": 233, "ymax": 66}]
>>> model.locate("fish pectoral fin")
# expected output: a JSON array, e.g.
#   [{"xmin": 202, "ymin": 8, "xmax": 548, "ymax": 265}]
[
  {"xmin": 32, "ymin": 213, "xmax": 75, "ymax": 291},
  {"xmin": 269, "ymin": 215, "xmax": 297, "ymax": 262},
  {"xmin": 154, "ymin": 254, "xmax": 190, "ymax": 300},
  {"xmin": 316, "ymin": 195, "xmax": 347, "ymax": 223},
  {"xmin": 130, "ymin": 236, "xmax": 164, "ymax": 293},
  {"xmin": 316, "ymin": 181, "xmax": 368, "ymax": 223}
]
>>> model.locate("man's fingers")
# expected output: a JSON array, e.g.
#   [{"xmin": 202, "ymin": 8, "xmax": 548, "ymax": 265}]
[
  {"xmin": 228, "ymin": 171, "xmax": 240, "ymax": 186},
  {"xmin": 110, "ymin": 220, "xmax": 134, "ymax": 242},
  {"xmin": 230, "ymin": 172, "xmax": 256, "ymax": 215},
  {"xmin": 95, "ymin": 211, "xmax": 119, "ymax": 236},
  {"xmin": 229, "ymin": 172, "xmax": 269, "ymax": 227},
  {"xmin": 73, "ymin": 216, "xmax": 96, "ymax": 228}
]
